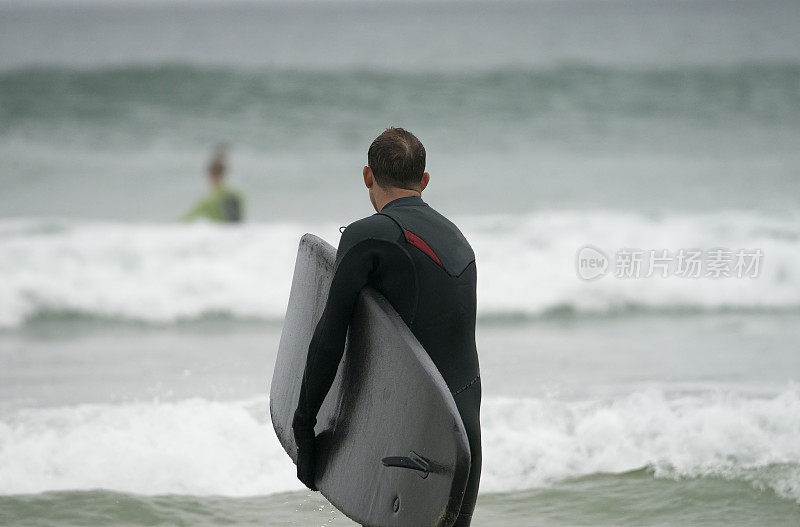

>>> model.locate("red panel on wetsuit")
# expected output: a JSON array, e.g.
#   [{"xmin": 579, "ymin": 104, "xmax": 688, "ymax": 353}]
[{"xmin": 403, "ymin": 229, "xmax": 442, "ymax": 267}]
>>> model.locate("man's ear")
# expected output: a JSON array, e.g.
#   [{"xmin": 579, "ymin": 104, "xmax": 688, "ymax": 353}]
[
  {"xmin": 420, "ymin": 172, "xmax": 430, "ymax": 192},
  {"xmin": 363, "ymin": 166, "xmax": 374, "ymax": 189}
]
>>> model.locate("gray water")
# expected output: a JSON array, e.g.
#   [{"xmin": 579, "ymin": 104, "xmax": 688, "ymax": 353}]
[
  {"xmin": 1, "ymin": 315, "xmax": 799, "ymax": 524},
  {"xmin": 0, "ymin": 0, "xmax": 799, "ymax": 525},
  {"xmin": 1, "ymin": 0, "xmax": 799, "ymax": 221}
]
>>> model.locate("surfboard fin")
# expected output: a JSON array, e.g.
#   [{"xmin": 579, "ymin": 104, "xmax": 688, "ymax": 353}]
[{"xmin": 381, "ymin": 451, "xmax": 430, "ymax": 479}]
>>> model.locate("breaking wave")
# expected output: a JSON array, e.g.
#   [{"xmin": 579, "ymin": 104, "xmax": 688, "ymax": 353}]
[
  {"xmin": 1, "ymin": 388, "xmax": 798, "ymax": 501},
  {"xmin": 1, "ymin": 211, "xmax": 798, "ymax": 328}
]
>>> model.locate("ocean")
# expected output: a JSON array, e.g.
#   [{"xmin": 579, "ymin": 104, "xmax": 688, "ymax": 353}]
[{"xmin": 0, "ymin": 0, "xmax": 799, "ymax": 525}]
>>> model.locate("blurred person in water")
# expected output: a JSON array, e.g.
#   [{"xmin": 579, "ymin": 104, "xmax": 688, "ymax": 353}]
[{"xmin": 182, "ymin": 146, "xmax": 244, "ymax": 223}]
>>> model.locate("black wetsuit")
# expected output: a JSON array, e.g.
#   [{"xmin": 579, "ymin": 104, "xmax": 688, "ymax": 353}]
[{"xmin": 293, "ymin": 195, "xmax": 481, "ymax": 526}]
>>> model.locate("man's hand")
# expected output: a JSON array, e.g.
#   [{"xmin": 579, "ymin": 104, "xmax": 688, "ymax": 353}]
[
  {"xmin": 295, "ymin": 433, "xmax": 318, "ymax": 491},
  {"xmin": 293, "ymin": 413, "xmax": 318, "ymax": 491}
]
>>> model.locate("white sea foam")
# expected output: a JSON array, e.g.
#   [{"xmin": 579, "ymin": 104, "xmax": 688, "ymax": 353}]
[
  {"xmin": 0, "ymin": 398, "xmax": 293, "ymax": 496},
  {"xmin": 472, "ymin": 209, "xmax": 800, "ymax": 317},
  {"xmin": 0, "ymin": 389, "xmax": 798, "ymax": 500},
  {"xmin": 0, "ymin": 211, "xmax": 798, "ymax": 328},
  {"xmin": 480, "ymin": 388, "xmax": 800, "ymax": 499}
]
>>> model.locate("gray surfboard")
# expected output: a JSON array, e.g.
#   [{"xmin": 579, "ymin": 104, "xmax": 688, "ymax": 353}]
[{"xmin": 270, "ymin": 234, "xmax": 471, "ymax": 527}]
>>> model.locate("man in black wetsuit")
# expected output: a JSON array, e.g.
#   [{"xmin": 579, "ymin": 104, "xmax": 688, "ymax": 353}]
[{"xmin": 292, "ymin": 127, "xmax": 481, "ymax": 526}]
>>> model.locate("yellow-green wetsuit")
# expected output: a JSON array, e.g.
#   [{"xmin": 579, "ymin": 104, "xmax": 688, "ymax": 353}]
[{"xmin": 182, "ymin": 186, "xmax": 244, "ymax": 223}]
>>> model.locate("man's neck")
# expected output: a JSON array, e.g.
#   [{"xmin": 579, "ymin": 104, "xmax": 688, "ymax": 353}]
[{"xmin": 376, "ymin": 188, "xmax": 421, "ymax": 212}]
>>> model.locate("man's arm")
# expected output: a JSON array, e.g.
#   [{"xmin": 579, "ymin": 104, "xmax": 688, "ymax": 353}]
[
  {"xmin": 293, "ymin": 238, "xmax": 376, "ymax": 433},
  {"xmin": 291, "ymin": 216, "xmax": 402, "ymax": 489}
]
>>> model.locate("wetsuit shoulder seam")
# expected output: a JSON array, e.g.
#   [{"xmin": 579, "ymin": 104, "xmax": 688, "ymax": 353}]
[
  {"xmin": 375, "ymin": 211, "xmax": 404, "ymax": 236},
  {"xmin": 379, "ymin": 212, "xmax": 475, "ymax": 278},
  {"xmin": 338, "ymin": 214, "xmax": 404, "ymax": 256}
]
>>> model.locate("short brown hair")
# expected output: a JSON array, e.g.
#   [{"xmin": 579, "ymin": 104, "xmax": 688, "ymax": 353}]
[{"xmin": 367, "ymin": 127, "xmax": 426, "ymax": 190}]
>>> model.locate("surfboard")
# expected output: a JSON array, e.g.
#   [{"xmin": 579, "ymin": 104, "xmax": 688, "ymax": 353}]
[{"xmin": 270, "ymin": 234, "xmax": 471, "ymax": 527}]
